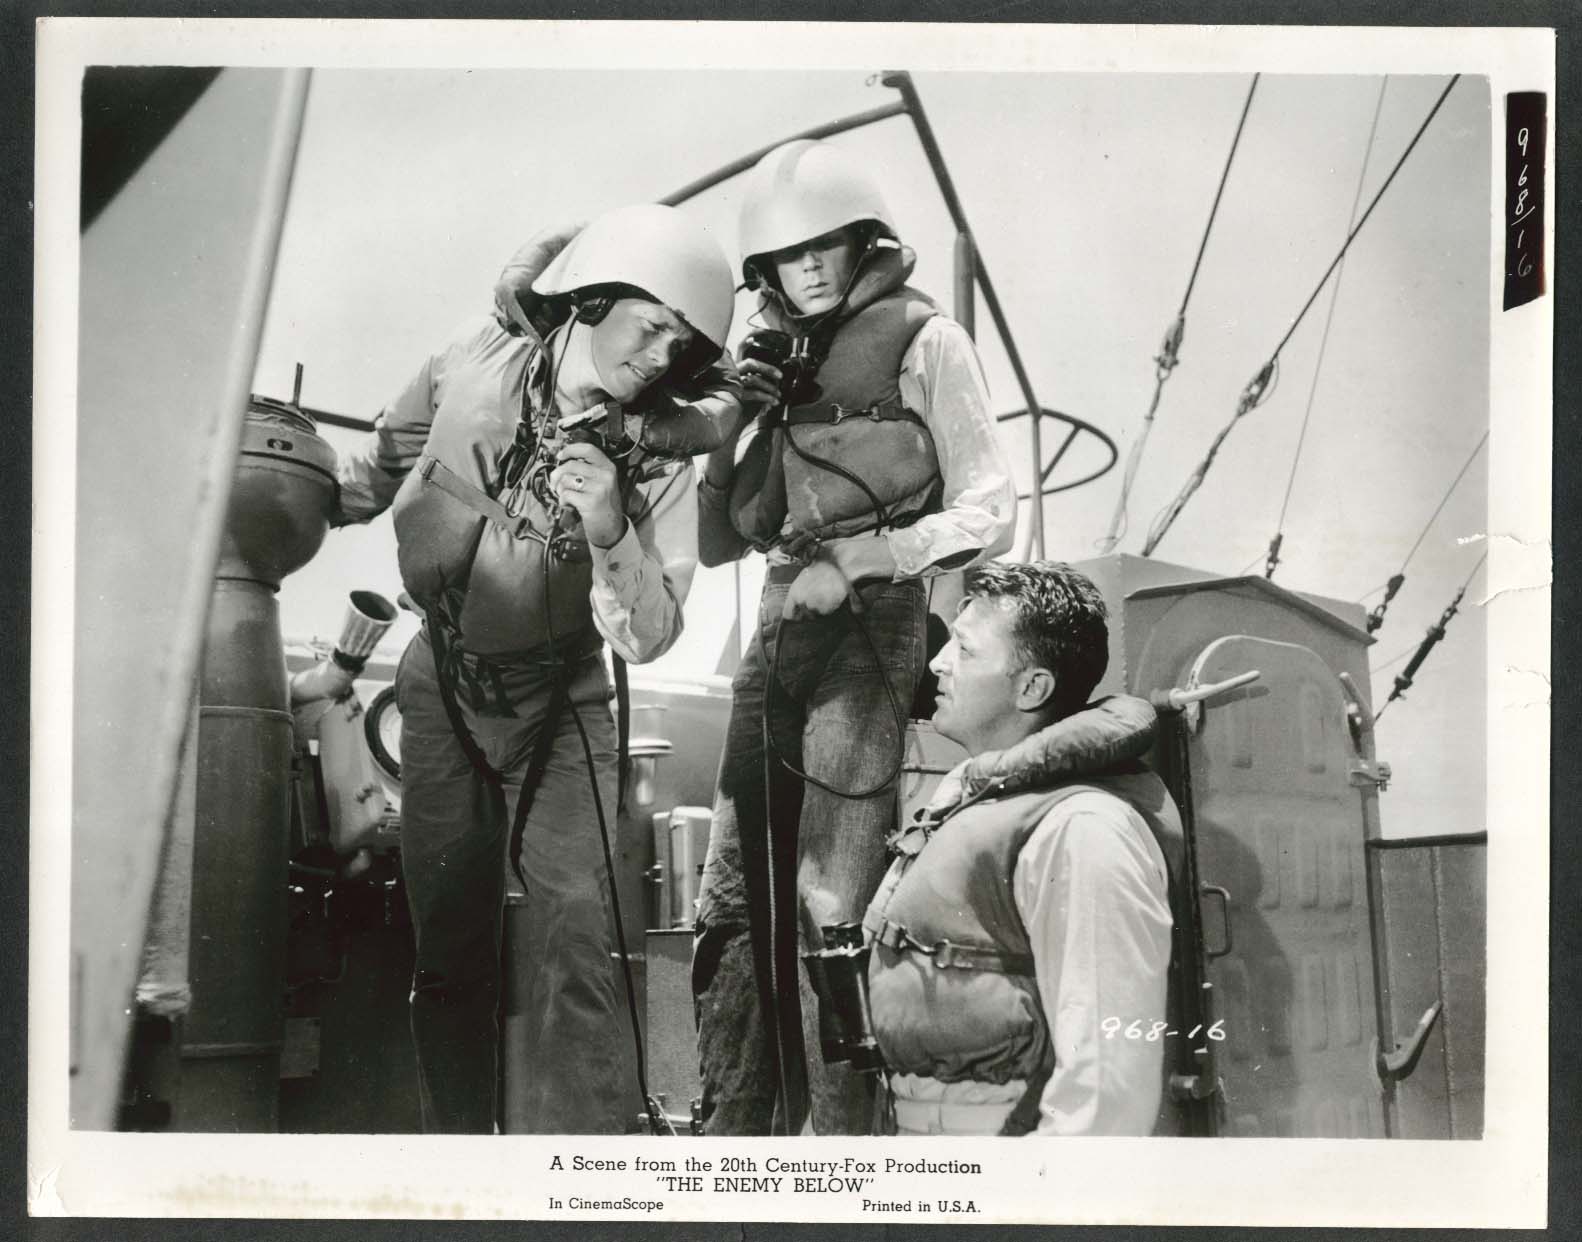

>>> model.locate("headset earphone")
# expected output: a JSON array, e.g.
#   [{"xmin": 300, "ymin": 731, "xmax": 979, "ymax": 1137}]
[{"xmin": 565, "ymin": 283, "xmax": 721, "ymax": 385}]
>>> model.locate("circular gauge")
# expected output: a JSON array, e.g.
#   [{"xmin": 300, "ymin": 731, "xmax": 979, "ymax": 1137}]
[{"xmin": 363, "ymin": 685, "xmax": 402, "ymax": 780}]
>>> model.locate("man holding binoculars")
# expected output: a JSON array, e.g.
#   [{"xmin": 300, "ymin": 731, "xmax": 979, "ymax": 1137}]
[{"xmin": 690, "ymin": 139, "xmax": 1017, "ymax": 1136}]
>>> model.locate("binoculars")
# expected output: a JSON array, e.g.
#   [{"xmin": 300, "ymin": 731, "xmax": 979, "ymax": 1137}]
[
  {"xmin": 803, "ymin": 922, "xmax": 885, "ymax": 1072},
  {"xmin": 739, "ymin": 329, "xmax": 825, "ymax": 407}
]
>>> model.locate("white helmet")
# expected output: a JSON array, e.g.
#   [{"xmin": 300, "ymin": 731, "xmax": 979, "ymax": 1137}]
[
  {"xmin": 737, "ymin": 139, "xmax": 894, "ymax": 282},
  {"xmin": 532, "ymin": 203, "xmax": 734, "ymax": 356}
]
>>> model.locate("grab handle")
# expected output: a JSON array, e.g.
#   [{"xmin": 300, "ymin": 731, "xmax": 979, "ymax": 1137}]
[{"xmin": 1200, "ymin": 884, "xmax": 1233, "ymax": 959}]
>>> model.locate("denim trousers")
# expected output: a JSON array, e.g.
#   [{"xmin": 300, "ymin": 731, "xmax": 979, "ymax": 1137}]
[
  {"xmin": 395, "ymin": 627, "xmax": 623, "ymax": 1134},
  {"xmin": 693, "ymin": 573, "xmax": 926, "ymax": 1135}
]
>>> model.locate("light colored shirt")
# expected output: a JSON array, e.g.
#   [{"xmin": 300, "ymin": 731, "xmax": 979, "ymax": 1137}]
[
  {"xmin": 1012, "ymin": 791, "xmax": 1174, "ymax": 1136},
  {"xmin": 886, "ymin": 783, "xmax": 1173, "ymax": 1138},
  {"xmin": 882, "ymin": 315, "xmax": 1016, "ymax": 576},
  {"xmin": 584, "ymin": 463, "xmax": 697, "ymax": 664},
  {"xmin": 700, "ymin": 315, "xmax": 1016, "ymax": 576},
  {"xmin": 336, "ymin": 314, "xmax": 698, "ymax": 664}
]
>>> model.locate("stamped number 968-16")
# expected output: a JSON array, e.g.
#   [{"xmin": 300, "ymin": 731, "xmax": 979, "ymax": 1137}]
[{"xmin": 1100, "ymin": 1018, "xmax": 1227, "ymax": 1042}]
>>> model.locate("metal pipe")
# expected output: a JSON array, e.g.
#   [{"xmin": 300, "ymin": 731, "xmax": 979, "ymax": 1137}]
[
  {"xmin": 1155, "ymin": 711, "xmax": 1219, "ymax": 1135},
  {"xmin": 998, "ymin": 406, "xmax": 1119, "ymax": 498},
  {"xmin": 879, "ymin": 70, "xmax": 1046, "ymax": 559},
  {"xmin": 1367, "ymin": 831, "xmax": 1487, "ymax": 851},
  {"xmin": 182, "ymin": 394, "xmax": 337, "ymax": 1130},
  {"xmin": 291, "ymin": 401, "xmax": 374, "ymax": 434},
  {"xmin": 953, "ymin": 231, "xmax": 975, "ymax": 338},
  {"xmin": 1038, "ymin": 423, "xmax": 1083, "ymax": 489},
  {"xmin": 1337, "ymin": 671, "xmax": 1401, "ymax": 1137},
  {"xmin": 659, "ymin": 101, "xmax": 909, "ymax": 207}
]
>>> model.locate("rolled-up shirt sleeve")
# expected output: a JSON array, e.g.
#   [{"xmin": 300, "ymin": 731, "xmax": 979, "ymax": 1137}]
[
  {"xmin": 1013, "ymin": 798, "xmax": 1173, "ymax": 1136},
  {"xmin": 887, "ymin": 316, "xmax": 1017, "ymax": 577},
  {"xmin": 588, "ymin": 460, "xmax": 698, "ymax": 664},
  {"xmin": 696, "ymin": 469, "xmax": 751, "ymax": 568}
]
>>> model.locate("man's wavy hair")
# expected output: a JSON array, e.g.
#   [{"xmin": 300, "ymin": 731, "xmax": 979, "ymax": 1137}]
[{"xmin": 963, "ymin": 561, "xmax": 1110, "ymax": 719}]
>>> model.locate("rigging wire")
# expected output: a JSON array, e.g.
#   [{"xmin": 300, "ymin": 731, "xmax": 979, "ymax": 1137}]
[
  {"xmin": 1099, "ymin": 74, "xmax": 1260, "ymax": 553},
  {"xmin": 1373, "ymin": 550, "xmax": 1487, "ymax": 723},
  {"xmin": 1369, "ymin": 639, "xmax": 1420, "ymax": 675},
  {"xmin": 1264, "ymin": 77, "xmax": 1389, "ymax": 580},
  {"xmin": 1141, "ymin": 73, "xmax": 1463, "ymax": 560},
  {"xmin": 1365, "ymin": 428, "xmax": 1488, "ymax": 632}
]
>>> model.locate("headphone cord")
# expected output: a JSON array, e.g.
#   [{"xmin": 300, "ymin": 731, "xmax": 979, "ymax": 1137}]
[
  {"xmin": 537, "ymin": 316, "xmax": 673, "ymax": 1136},
  {"xmin": 763, "ymin": 596, "xmax": 909, "ymax": 801},
  {"xmin": 540, "ymin": 508, "xmax": 674, "ymax": 1137}
]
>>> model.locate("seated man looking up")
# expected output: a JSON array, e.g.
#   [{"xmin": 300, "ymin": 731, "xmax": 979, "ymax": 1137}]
[{"xmin": 864, "ymin": 561, "xmax": 1182, "ymax": 1136}]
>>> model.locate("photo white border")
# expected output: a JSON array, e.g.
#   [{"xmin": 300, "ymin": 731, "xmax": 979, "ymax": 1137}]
[{"xmin": 30, "ymin": 17, "xmax": 1554, "ymax": 1226}]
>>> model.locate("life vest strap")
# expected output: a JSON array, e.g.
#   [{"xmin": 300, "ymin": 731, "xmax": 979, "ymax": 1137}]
[
  {"xmin": 418, "ymin": 453, "xmax": 535, "ymax": 539},
  {"xmin": 418, "ymin": 452, "xmax": 597, "ymax": 563},
  {"xmin": 784, "ymin": 395, "xmax": 925, "ymax": 428},
  {"xmin": 870, "ymin": 919, "xmax": 1035, "ymax": 975}
]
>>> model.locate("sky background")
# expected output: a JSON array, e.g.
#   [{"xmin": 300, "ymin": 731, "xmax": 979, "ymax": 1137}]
[{"xmin": 255, "ymin": 68, "xmax": 1491, "ymax": 839}]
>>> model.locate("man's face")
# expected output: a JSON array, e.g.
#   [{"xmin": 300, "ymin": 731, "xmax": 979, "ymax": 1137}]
[
  {"xmin": 929, "ymin": 596, "xmax": 1031, "ymax": 753},
  {"xmin": 589, "ymin": 297, "xmax": 696, "ymax": 403},
  {"xmin": 770, "ymin": 227, "xmax": 859, "ymax": 316}
]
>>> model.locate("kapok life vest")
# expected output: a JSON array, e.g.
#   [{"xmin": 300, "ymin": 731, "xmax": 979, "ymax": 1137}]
[
  {"xmin": 390, "ymin": 319, "xmax": 602, "ymax": 655},
  {"xmin": 729, "ymin": 250, "xmax": 943, "ymax": 547},
  {"xmin": 862, "ymin": 768, "xmax": 1181, "ymax": 1088}
]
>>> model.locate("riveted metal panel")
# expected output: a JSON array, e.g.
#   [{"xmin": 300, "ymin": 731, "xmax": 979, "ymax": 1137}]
[
  {"xmin": 1327, "ymin": 831, "xmax": 1355, "ymax": 910},
  {"xmin": 1054, "ymin": 555, "xmax": 1483, "ymax": 1141},
  {"xmin": 1220, "ymin": 957, "xmax": 1253, "ymax": 1063},
  {"xmin": 1255, "ymin": 821, "xmax": 1283, "ymax": 909},
  {"xmin": 1334, "ymin": 952, "xmax": 1363, "ymax": 1047},
  {"xmin": 1375, "ymin": 838, "xmax": 1486, "ymax": 1139},
  {"xmin": 1182, "ymin": 635, "xmax": 1384, "ymax": 1137},
  {"xmin": 1434, "ymin": 844, "xmax": 1486, "ymax": 1137}
]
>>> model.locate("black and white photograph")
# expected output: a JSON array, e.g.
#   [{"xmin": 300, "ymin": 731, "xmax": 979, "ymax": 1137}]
[{"xmin": 29, "ymin": 17, "xmax": 1552, "ymax": 1228}]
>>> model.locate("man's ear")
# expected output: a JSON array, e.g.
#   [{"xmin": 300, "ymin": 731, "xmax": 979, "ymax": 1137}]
[{"xmin": 1016, "ymin": 667, "xmax": 1057, "ymax": 714}]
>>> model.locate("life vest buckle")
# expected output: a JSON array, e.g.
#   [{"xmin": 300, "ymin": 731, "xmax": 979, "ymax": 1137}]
[
  {"xmin": 829, "ymin": 402, "xmax": 882, "ymax": 425},
  {"xmin": 872, "ymin": 919, "xmax": 909, "ymax": 952}
]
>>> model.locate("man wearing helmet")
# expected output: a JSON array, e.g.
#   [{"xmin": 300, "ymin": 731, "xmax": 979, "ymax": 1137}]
[
  {"xmin": 689, "ymin": 140, "xmax": 1018, "ymax": 1135},
  {"xmin": 334, "ymin": 204, "xmax": 739, "ymax": 1134}
]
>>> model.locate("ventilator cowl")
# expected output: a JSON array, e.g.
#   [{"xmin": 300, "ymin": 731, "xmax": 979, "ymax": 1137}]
[{"xmin": 217, "ymin": 396, "xmax": 338, "ymax": 588}]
